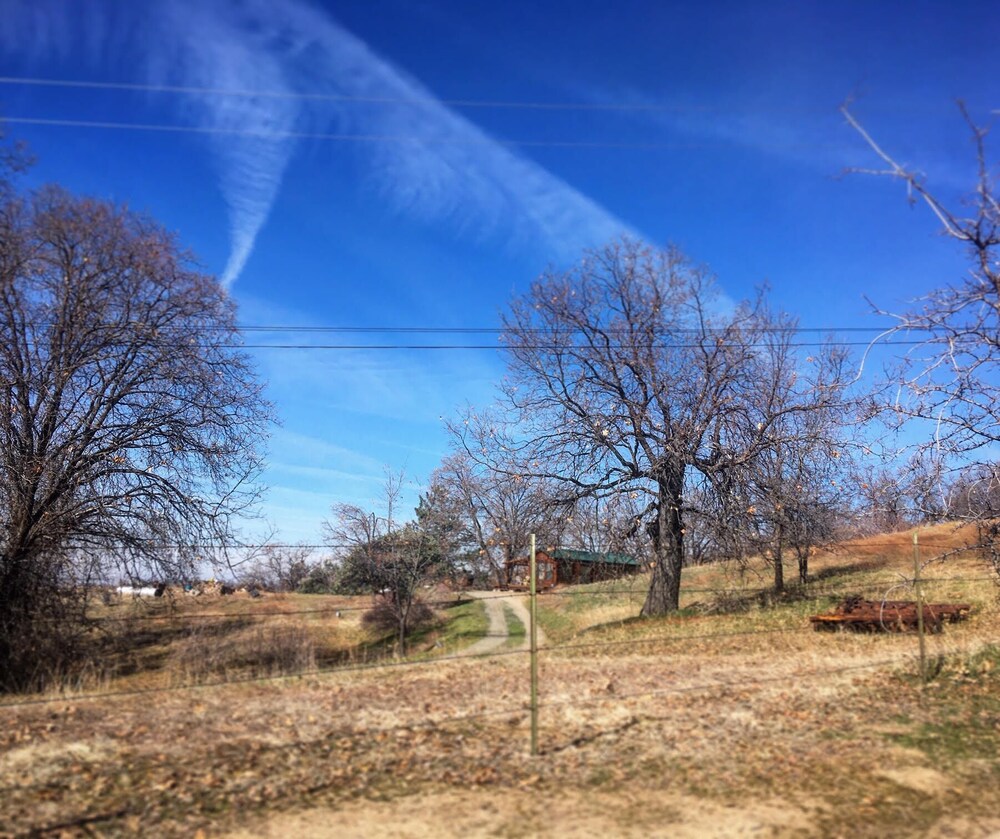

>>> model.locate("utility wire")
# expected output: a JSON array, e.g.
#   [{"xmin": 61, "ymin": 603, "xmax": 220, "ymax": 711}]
[
  {"xmin": 13, "ymin": 321, "xmax": 936, "ymax": 338},
  {"xmin": 0, "ymin": 75, "xmax": 971, "ymax": 117},
  {"xmin": 0, "ymin": 115, "xmax": 772, "ymax": 151},
  {"xmin": 230, "ymin": 339, "xmax": 926, "ymax": 350},
  {"xmin": 22, "ymin": 323, "xmax": 908, "ymax": 335},
  {"xmin": 0, "ymin": 75, "xmax": 708, "ymax": 111}
]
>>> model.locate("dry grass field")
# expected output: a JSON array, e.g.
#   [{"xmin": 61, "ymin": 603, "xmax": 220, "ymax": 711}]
[{"xmin": 3, "ymin": 524, "xmax": 1000, "ymax": 837}]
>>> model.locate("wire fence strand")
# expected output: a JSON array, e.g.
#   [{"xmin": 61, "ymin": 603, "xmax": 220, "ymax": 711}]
[{"xmin": 2, "ymin": 581, "xmax": 989, "ymax": 711}]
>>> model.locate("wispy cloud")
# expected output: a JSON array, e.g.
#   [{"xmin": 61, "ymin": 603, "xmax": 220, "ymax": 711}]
[
  {"xmin": 147, "ymin": 3, "xmax": 301, "ymax": 287},
  {"xmin": 2, "ymin": 0, "xmax": 635, "ymax": 285},
  {"xmin": 243, "ymin": 0, "xmax": 637, "ymax": 258},
  {"xmin": 573, "ymin": 83, "xmax": 979, "ymax": 192}
]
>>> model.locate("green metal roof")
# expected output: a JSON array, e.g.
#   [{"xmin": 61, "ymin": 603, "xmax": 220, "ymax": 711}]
[{"xmin": 549, "ymin": 548, "xmax": 640, "ymax": 567}]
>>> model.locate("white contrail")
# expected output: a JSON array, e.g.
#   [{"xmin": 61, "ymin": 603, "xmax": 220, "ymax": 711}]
[
  {"xmin": 1, "ymin": 0, "xmax": 636, "ymax": 284},
  {"xmin": 144, "ymin": 1, "xmax": 301, "ymax": 288},
  {"xmin": 268, "ymin": 0, "xmax": 635, "ymax": 256}
]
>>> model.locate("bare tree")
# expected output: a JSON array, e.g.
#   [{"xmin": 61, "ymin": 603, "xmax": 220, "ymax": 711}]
[
  {"xmin": 0, "ymin": 184, "xmax": 271, "ymax": 690},
  {"xmin": 0, "ymin": 125, "xmax": 32, "ymax": 201},
  {"xmin": 431, "ymin": 442, "xmax": 560, "ymax": 588},
  {"xmin": 844, "ymin": 102, "xmax": 1000, "ymax": 569},
  {"xmin": 494, "ymin": 238, "xmax": 832, "ymax": 614},
  {"xmin": 948, "ymin": 463, "xmax": 1000, "ymax": 522},
  {"xmin": 236, "ymin": 543, "xmax": 314, "ymax": 592},
  {"xmin": 719, "ymin": 325, "xmax": 854, "ymax": 590},
  {"xmin": 849, "ymin": 464, "xmax": 911, "ymax": 535}
]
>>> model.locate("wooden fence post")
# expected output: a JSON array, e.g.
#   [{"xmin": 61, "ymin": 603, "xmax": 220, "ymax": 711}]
[
  {"xmin": 913, "ymin": 530, "xmax": 927, "ymax": 685},
  {"xmin": 530, "ymin": 533, "xmax": 539, "ymax": 756}
]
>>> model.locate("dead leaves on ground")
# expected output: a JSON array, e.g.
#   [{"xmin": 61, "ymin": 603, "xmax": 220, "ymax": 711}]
[{"xmin": 3, "ymin": 644, "xmax": 1000, "ymax": 837}]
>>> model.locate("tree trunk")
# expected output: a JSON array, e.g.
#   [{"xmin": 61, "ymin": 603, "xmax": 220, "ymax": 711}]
[
  {"xmin": 397, "ymin": 595, "xmax": 409, "ymax": 656},
  {"xmin": 498, "ymin": 545, "xmax": 513, "ymax": 589},
  {"xmin": 797, "ymin": 549, "xmax": 808, "ymax": 584},
  {"xmin": 773, "ymin": 520, "xmax": 785, "ymax": 594},
  {"xmin": 641, "ymin": 467, "xmax": 685, "ymax": 616}
]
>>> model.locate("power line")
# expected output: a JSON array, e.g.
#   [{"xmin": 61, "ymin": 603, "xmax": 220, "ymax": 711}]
[
  {"xmin": 13, "ymin": 321, "xmax": 915, "ymax": 335},
  {"xmin": 0, "ymin": 75, "xmax": 846, "ymax": 115},
  {"xmin": 193, "ymin": 324, "xmax": 907, "ymax": 335},
  {"xmin": 5, "ymin": 338, "xmax": 928, "ymax": 351},
  {"xmin": 0, "ymin": 76, "xmax": 972, "ymax": 118},
  {"xmin": 0, "ymin": 75, "xmax": 699, "ymax": 111},
  {"xmin": 0, "ymin": 115, "xmax": 765, "ymax": 151},
  {"xmin": 187, "ymin": 339, "xmax": 926, "ymax": 350}
]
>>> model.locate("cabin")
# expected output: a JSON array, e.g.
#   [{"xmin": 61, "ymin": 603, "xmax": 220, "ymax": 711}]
[{"xmin": 504, "ymin": 548, "xmax": 640, "ymax": 591}]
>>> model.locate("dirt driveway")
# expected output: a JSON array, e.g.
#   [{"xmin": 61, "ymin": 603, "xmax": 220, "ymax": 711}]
[{"xmin": 459, "ymin": 592, "xmax": 544, "ymax": 657}]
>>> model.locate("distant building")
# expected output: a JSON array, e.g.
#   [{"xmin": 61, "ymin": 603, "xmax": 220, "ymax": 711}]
[{"xmin": 504, "ymin": 548, "xmax": 640, "ymax": 590}]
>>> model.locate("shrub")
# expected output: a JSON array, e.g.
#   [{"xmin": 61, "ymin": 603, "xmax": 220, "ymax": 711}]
[{"xmin": 361, "ymin": 597, "xmax": 436, "ymax": 635}]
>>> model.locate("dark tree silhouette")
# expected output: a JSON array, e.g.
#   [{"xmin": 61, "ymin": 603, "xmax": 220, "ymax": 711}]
[{"xmin": 0, "ymin": 183, "xmax": 271, "ymax": 691}]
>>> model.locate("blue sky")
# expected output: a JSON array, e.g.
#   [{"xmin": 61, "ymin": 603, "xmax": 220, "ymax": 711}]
[{"xmin": 0, "ymin": 0, "xmax": 996, "ymax": 543}]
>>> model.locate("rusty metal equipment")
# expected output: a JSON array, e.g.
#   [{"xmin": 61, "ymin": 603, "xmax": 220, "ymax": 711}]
[{"xmin": 810, "ymin": 595, "xmax": 971, "ymax": 632}]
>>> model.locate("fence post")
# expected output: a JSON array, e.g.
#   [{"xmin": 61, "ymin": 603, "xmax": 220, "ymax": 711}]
[
  {"xmin": 913, "ymin": 530, "xmax": 927, "ymax": 685},
  {"xmin": 530, "ymin": 532, "xmax": 539, "ymax": 756}
]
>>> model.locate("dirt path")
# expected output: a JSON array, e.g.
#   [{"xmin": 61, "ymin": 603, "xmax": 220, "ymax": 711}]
[{"xmin": 459, "ymin": 592, "xmax": 544, "ymax": 657}]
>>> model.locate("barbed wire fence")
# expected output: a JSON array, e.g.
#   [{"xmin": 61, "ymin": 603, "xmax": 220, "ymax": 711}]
[
  {"xmin": 1, "ymin": 533, "xmax": 997, "ymax": 837},
  {"xmin": 2, "ymin": 536, "xmax": 993, "ymax": 707}
]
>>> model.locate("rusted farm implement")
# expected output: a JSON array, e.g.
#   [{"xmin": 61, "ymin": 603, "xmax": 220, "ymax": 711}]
[{"xmin": 810, "ymin": 595, "xmax": 972, "ymax": 632}]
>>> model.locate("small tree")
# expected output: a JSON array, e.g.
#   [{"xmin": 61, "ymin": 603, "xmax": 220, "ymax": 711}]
[
  {"xmin": 237, "ymin": 544, "xmax": 314, "ymax": 592},
  {"xmin": 323, "ymin": 472, "xmax": 441, "ymax": 652},
  {"xmin": 720, "ymin": 324, "xmax": 854, "ymax": 590},
  {"xmin": 296, "ymin": 558, "xmax": 340, "ymax": 594},
  {"xmin": 413, "ymin": 470, "xmax": 477, "ymax": 585}
]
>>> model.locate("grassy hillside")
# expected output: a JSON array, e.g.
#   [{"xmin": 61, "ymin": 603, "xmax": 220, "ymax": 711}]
[{"xmin": 3, "ymin": 528, "xmax": 999, "ymax": 837}]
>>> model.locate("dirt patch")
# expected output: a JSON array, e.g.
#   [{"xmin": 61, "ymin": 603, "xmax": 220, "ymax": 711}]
[
  {"xmin": 876, "ymin": 765, "xmax": 951, "ymax": 797},
  {"xmin": 223, "ymin": 789, "xmax": 815, "ymax": 838}
]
